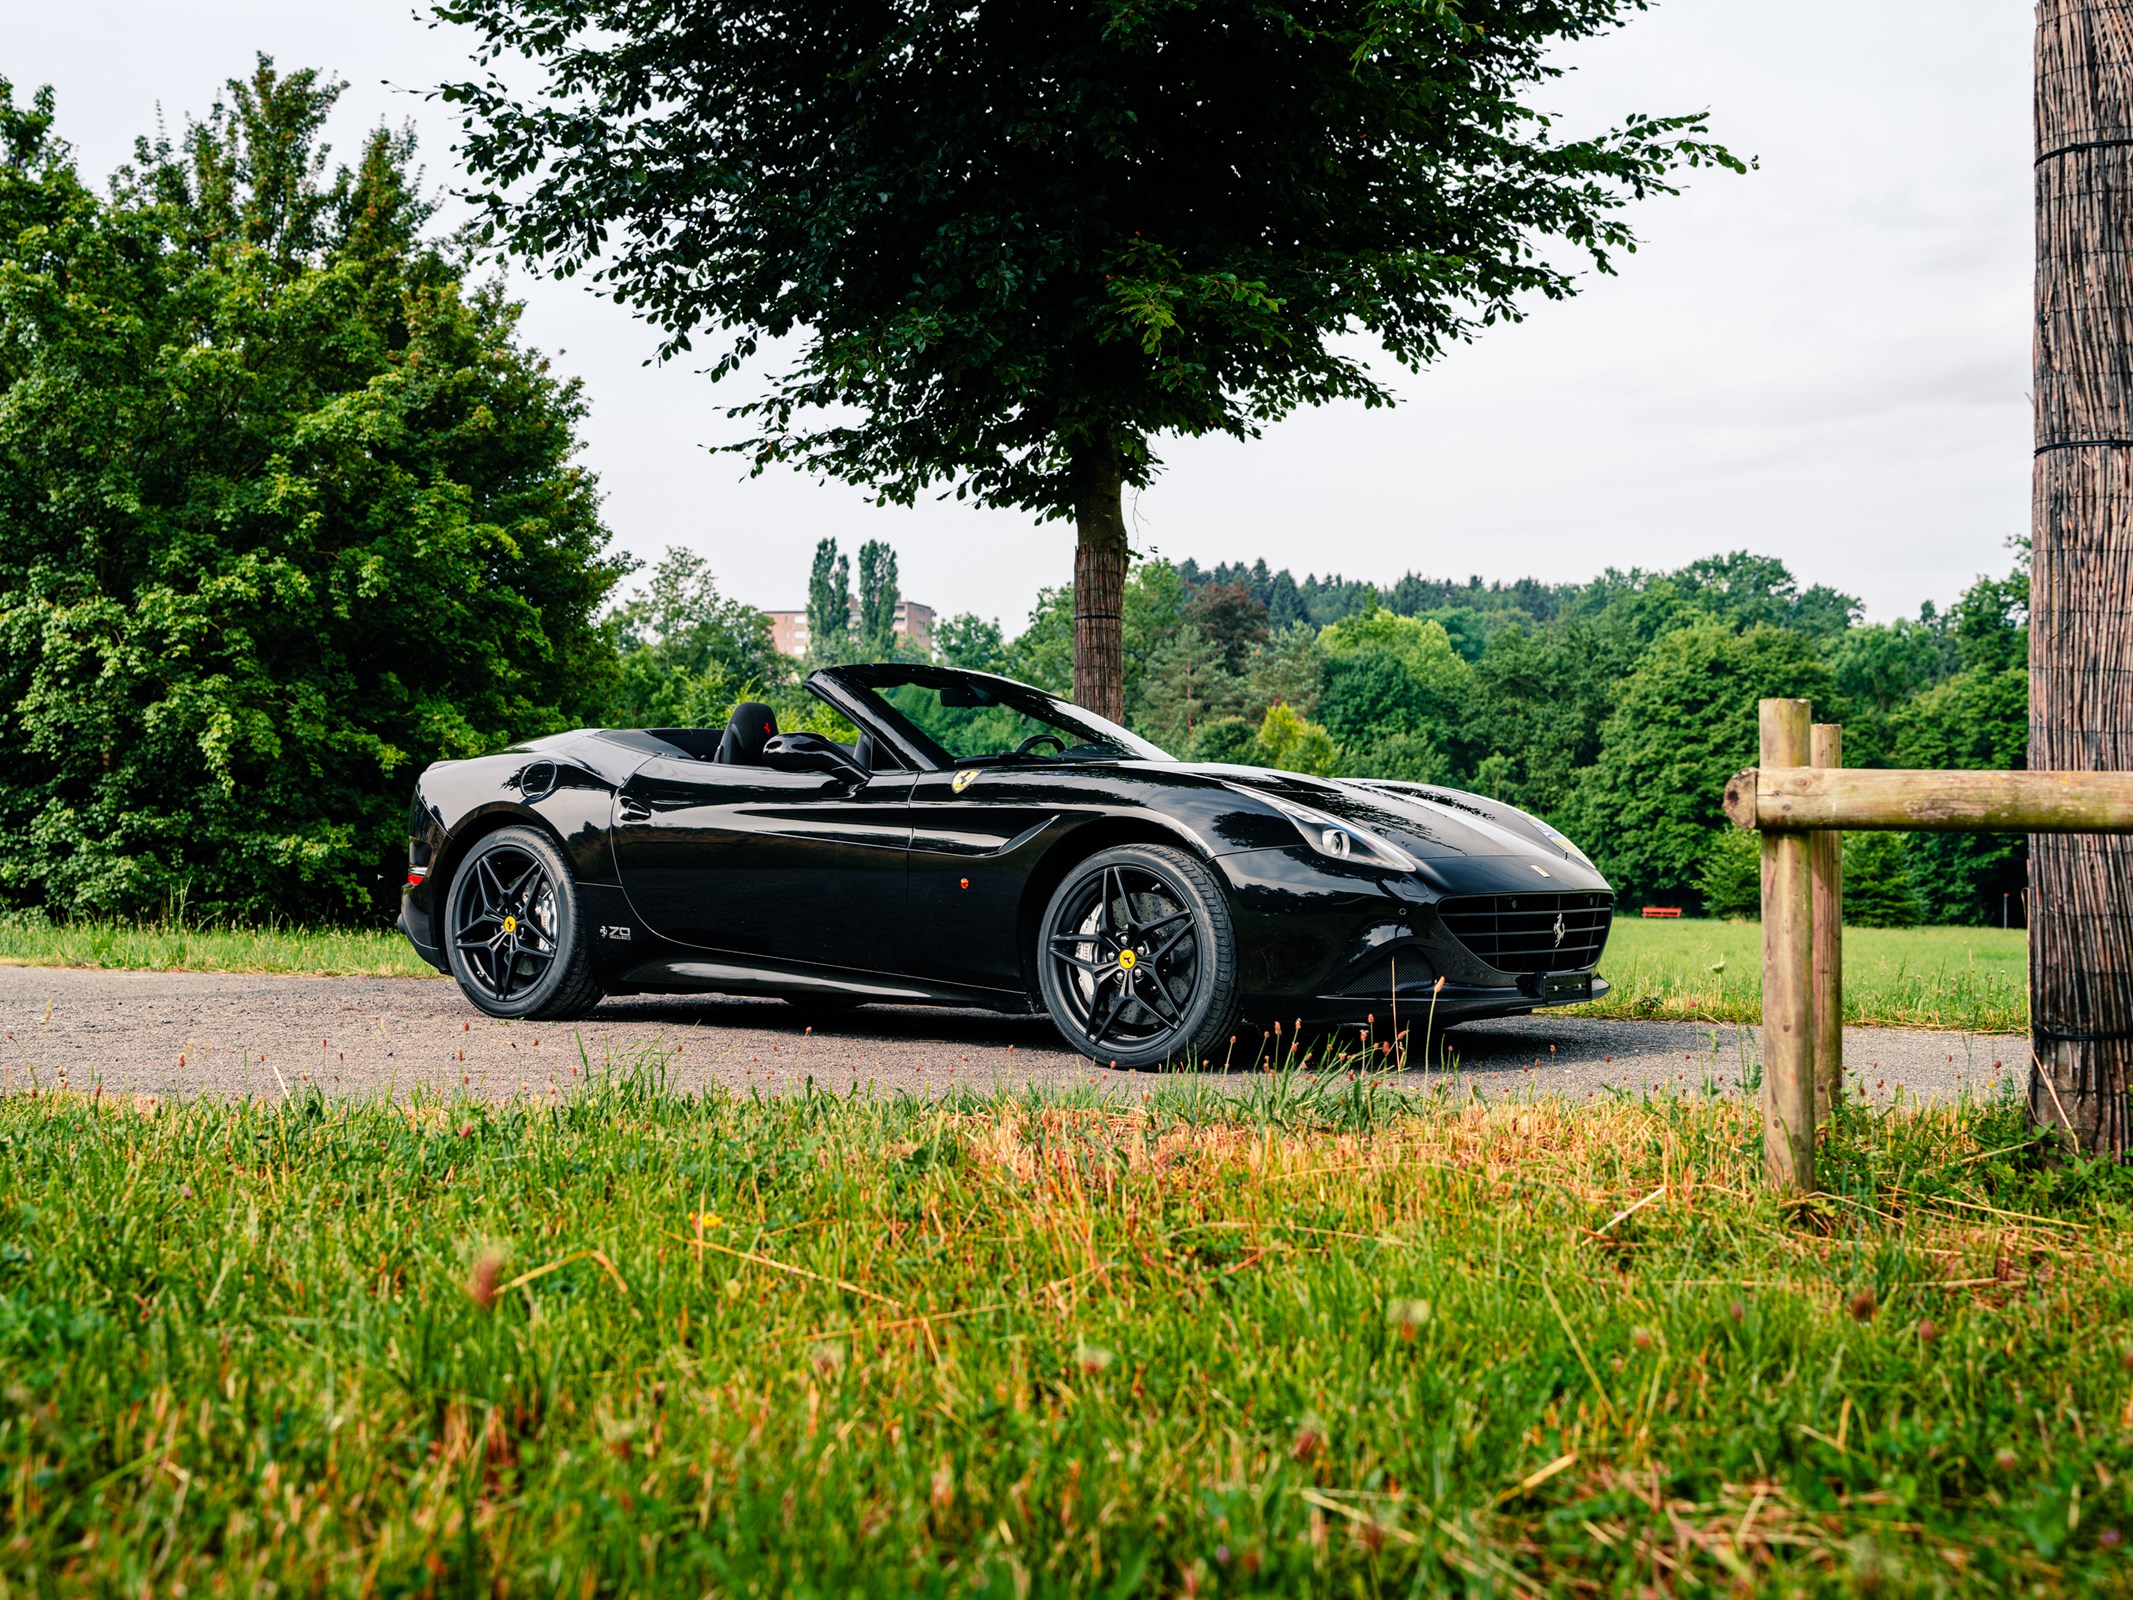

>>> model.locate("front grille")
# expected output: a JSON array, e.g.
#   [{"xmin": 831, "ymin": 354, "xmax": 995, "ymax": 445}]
[{"xmin": 1437, "ymin": 891, "xmax": 1613, "ymax": 975}]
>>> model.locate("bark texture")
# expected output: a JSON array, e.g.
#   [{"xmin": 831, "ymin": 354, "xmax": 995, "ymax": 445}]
[
  {"xmin": 2034, "ymin": 0, "xmax": 2133, "ymax": 1156},
  {"xmin": 1071, "ymin": 438, "xmax": 1129, "ymax": 722},
  {"xmin": 1758, "ymin": 699, "xmax": 1815, "ymax": 1193},
  {"xmin": 1810, "ymin": 724, "xmax": 1844, "ymax": 1124}
]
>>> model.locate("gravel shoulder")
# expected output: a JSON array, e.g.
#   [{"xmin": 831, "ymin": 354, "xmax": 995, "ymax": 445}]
[{"xmin": 0, "ymin": 966, "xmax": 2027, "ymax": 1106}]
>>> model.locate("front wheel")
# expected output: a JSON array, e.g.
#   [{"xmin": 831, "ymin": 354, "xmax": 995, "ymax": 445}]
[
  {"xmin": 1035, "ymin": 844, "xmax": 1240, "ymax": 1069},
  {"xmin": 444, "ymin": 826, "xmax": 603, "ymax": 1020}
]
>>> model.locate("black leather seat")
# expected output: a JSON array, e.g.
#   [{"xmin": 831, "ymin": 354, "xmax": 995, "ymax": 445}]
[{"xmin": 715, "ymin": 701, "xmax": 778, "ymax": 765}]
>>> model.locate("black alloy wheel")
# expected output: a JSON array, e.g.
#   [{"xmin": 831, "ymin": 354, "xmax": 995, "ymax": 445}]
[
  {"xmin": 444, "ymin": 826, "xmax": 602, "ymax": 1020},
  {"xmin": 1036, "ymin": 843, "xmax": 1240, "ymax": 1069}
]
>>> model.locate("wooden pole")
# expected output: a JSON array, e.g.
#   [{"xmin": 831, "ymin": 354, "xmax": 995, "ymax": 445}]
[
  {"xmin": 1759, "ymin": 699, "xmax": 1815, "ymax": 1192},
  {"xmin": 1724, "ymin": 767, "xmax": 2133, "ymax": 833},
  {"xmin": 2032, "ymin": 0, "xmax": 2133, "ymax": 1157},
  {"xmin": 1810, "ymin": 724, "xmax": 1843, "ymax": 1124}
]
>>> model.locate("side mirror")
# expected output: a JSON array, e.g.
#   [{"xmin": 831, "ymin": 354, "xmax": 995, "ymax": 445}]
[{"xmin": 762, "ymin": 733, "xmax": 866, "ymax": 781}]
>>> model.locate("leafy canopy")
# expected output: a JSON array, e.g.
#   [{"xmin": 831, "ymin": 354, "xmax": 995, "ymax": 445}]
[
  {"xmin": 436, "ymin": 0, "xmax": 1743, "ymax": 520},
  {"xmin": 0, "ymin": 61, "xmax": 623, "ymax": 923}
]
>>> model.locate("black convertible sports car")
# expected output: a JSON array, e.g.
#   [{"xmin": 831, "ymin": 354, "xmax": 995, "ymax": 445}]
[{"xmin": 398, "ymin": 663, "xmax": 1613, "ymax": 1067}]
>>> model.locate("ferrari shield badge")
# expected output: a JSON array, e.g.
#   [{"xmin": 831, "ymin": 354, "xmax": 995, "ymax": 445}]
[{"xmin": 952, "ymin": 769, "xmax": 980, "ymax": 794}]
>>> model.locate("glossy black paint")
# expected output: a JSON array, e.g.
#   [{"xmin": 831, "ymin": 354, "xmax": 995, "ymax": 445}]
[{"xmin": 399, "ymin": 665, "xmax": 1616, "ymax": 1029}]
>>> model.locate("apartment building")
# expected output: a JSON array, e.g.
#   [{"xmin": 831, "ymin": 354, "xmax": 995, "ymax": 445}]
[{"xmin": 766, "ymin": 599, "xmax": 935, "ymax": 658}]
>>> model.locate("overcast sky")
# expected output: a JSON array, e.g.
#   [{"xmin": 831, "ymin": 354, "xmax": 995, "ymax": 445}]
[{"xmin": 11, "ymin": 1, "xmax": 2030, "ymax": 627}]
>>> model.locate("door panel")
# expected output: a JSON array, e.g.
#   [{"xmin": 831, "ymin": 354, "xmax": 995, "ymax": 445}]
[
  {"xmin": 905, "ymin": 768, "xmax": 1074, "ymax": 991},
  {"xmin": 614, "ymin": 759, "xmax": 913, "ymax": 973}
]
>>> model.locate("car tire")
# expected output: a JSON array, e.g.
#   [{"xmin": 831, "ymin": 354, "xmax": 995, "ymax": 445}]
[
  {"xmin": 1035, "ymin": 843, "xmax": 1241, "ymax": 1070},
  {"xmin": 444, "ymin": 825, "xmax": 603, "ymax": 1021}
]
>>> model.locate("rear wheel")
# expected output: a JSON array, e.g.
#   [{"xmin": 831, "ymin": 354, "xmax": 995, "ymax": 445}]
[
  {"xmin": 444, "ymin": 826, "xmax": 602, "ymax": 1020},
  {"xmin": 1036, "ymin": 844, "xmax": 1240, "ymax": 1069}
]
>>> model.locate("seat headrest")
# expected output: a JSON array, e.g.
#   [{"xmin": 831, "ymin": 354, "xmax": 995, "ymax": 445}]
[{"xmin": 716, "ymin": 701, "xmax": 778, "ymax": 765}]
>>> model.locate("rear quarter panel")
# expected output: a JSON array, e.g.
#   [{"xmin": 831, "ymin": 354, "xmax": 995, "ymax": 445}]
[{"xmin": 400, "ymin": 735, "xmax": 641, "ymax": 964}]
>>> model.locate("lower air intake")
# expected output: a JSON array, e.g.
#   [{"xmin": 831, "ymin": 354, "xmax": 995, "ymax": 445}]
[{"xmin": 1436, "ymin": 891, "xmax": 1613, "ymax": 975}]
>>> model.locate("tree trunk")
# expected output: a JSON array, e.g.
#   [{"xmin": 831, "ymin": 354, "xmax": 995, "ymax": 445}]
[
  {"xmin": 2032, "ymin": 0, "xmax": 2133, "ymax": 1156},
  {"xmin": 1071, "ymin": 435, "xmax": 1129, "ymax": 721}
]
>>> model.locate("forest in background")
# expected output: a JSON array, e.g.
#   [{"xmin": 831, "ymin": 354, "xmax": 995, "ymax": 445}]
[
  {"xmin": 0, "ymin": 61, "xmax": 2024, "ymax": 929},
  {"xmin": 614, "ymin": 540, "xmax": 2029, "ymax": 929}
]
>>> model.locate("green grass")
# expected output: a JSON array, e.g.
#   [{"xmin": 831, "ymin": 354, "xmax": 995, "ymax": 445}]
[
  {"xmin": 0, "ymin": 911, "xmax": 431, "ymax": 978},
  {"xmin": 0, "ymin": 909, "xmax": 2031, "ymax": 1032},
  {"xmin": 5, "ymin": 1063, "xmax": 2132, "ymax": 1594},
  {"xmin": 1577, "ymin": 918, "xmax": 2028, "ymax": 1034}
]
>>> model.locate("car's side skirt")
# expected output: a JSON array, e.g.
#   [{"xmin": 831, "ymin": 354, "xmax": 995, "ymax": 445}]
[{"xmin": 612, "ymin": 954, "xmax": 1039, "ymax": 1013}]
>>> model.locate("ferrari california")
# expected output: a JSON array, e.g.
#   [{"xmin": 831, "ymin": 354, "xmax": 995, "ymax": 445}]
[{"xmin": 398, "ymin": 663, "xmax": 1613, "ymax": 1067}]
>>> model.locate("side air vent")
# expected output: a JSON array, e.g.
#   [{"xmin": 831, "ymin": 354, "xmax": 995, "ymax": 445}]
[{"xmin": 1436, "ymin": 891, "xmax": 1612, "ymax": 975}]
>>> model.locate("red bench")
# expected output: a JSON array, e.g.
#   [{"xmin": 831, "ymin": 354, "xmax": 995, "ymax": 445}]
[{"xmin": 1640, "ymin": 907, "xmax": 1684, "ymax": 918}]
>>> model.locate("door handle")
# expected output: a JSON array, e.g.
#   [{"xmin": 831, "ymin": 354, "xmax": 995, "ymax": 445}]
[{"xmin": 618, "ymin": 795, "xmax": 652, "ymax": 823}]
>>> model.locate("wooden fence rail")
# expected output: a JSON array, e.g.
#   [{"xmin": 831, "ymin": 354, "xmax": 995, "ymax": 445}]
[{"xmin": 1726, "ymin": 698, "xmax": 2133, "ymax": 1193}]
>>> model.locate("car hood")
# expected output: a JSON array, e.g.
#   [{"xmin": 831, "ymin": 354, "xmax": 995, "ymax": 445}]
[{"xmin": 1168, "ymin": 763, "xmax": 1609, "ymax": 880}]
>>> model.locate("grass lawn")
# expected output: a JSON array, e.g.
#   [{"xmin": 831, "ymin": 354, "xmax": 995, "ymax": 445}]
[
  {"xmin": 0, "ymin": 910, "xmax": 2028, "ymax": 1033},
  {"xmin": 1575, "ymin": 918, "xmax": 2028, "ymax": 1035},
  {"xmin": 0, "ymin": 907, "xmax": 2031, "ymax": 1036},
  {"xmin": 4, "ymin": 1068, "xmax": 2129, "ymax": 1593},
  {"xmin": 0, "ymin": 913, "xmax": 431, "ymax": 978}
]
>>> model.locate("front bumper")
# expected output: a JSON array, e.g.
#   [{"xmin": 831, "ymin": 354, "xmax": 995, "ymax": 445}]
[
  {"xmin": 1289, "ymin": 974, "xmax": 1609, "ymax": 1029},
  {"xmin": 1213, "ymin": 844, "xmax": 1612, "ymax": 1024}
]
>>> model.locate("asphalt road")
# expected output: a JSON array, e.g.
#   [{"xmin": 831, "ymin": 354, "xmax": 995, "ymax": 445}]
[{"xmin": 0, "ymin": 964, "xmax": 2028, "ymax": 1106}]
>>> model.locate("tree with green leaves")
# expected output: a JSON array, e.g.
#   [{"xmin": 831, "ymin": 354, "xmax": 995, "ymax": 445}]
[
  {"xmin": 1316, "ymin": 609, "xmax": 1477, "ymax": 782},
  {"xmin": 934, "ymin": 614, "xmax": 1008, "ymax": 674},
  {"xmin": 606, "ymin": 548, "xmax": 783, "ymax": 727},
  {"xmin": 1843, "ymin": 834, "xmax": 1923, "ymax": 928},
  {"xmin": 0, "ymin": 62, "xmax": 621, "ymax": 924},
  {"xmin": 1695, "ymin": 827, "xmax": 1761, "ymax": 920},
  {"xmin": 1889, "ymin": 557, "xmax": 2030, "ymax": 925},
  {"xmin": 856, "ymin": 540, "xmax": 901, "ymax": 659},
  {"xmin": 804, "ymin": 539, "xmax": 852, "ymax": 667},
  {"xmin": 1139, "ymin": 626, "xmax": 1233, "ymax": 751},
  {"xmin": 437, "ymin": 0, "xmax": 1741, "ymax": 718},
  {"xmin": 1572, "ymin": 625, "xmax": 1830, "ymax": 910},
  {"xmin": 1008, "ymin": 563, "xmax": 1185, "ymax": 711}
]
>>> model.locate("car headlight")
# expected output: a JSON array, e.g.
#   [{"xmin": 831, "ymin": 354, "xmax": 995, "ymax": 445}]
[{"xmin": 1230, "ymin": 787, "xmax": 1417, "ymax": 872}]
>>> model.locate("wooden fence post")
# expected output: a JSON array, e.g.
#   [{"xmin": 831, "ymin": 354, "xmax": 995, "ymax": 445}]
[
  {"xmin": 1759, "ymin": 699, "xmax": 1815, "ymax": 1192},
  {"xmin": 1810, "ymin": 724, "xmax": 1843, "ymax": 1124}
]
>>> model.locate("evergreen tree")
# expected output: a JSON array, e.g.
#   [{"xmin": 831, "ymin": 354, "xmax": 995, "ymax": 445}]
[
  {"xmin": 1140, "ymin": 626, "xmax": 1231, "ymax": 752},
  {"xmin": 1695, "ymin": 827, "xmax": 1762, "ymax": 919},
  {"xmin": 1264, "ymin": 569, "xmax": 1308, "ymax": 631},
  {"xmin": 855, "ymin": 539, "xmax": 900, "ymax": 658},
  {"xmin": 1844, "ymin": 834, "xmax": 1923, "ymax": 928},
  {"xmin": 805, "ymin": 538, "xmax": 852, "ymax": 666},
  {"xmin": 1183, "ymin": 581, "xmax": 1270, "ymax": 677}
]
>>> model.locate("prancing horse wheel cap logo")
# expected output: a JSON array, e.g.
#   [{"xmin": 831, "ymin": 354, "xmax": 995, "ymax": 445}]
[
  {"xmin": 952, "ymin": 769, "xmax": 980, "ymax": 793},
  {"xmin": 1117, "ymin": 949, "xmax": 1137, "ymax": 970}
]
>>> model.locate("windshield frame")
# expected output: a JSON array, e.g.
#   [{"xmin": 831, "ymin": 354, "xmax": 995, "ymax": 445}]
[{"xmin": 810, "ymin": 664, "xmax": 1173, "ymax": 771}]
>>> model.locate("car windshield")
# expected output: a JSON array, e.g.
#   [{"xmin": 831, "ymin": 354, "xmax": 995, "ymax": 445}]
[{"xmin": 829, "ymin": 666, "xmax": 1172, "ymax": 767}]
